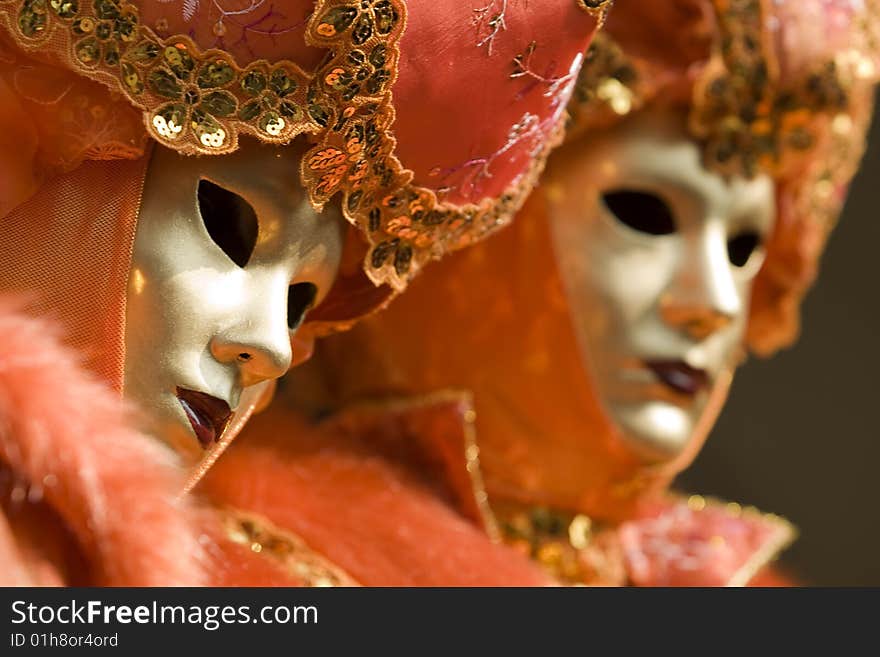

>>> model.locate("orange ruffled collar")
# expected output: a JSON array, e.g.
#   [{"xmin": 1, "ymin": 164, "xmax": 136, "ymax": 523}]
[{"xmin": 313, "ymin": 391, "xmax": 795, "ymax": 587}]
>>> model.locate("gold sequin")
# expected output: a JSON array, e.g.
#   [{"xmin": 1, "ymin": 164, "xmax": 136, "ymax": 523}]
[
  {"xmin": 495, "ymin": 504, "xmax": 616, "ymax": 586},
  {"xmin": 568, "ymin": 514, "xmax": 592, "ymax": 550}
]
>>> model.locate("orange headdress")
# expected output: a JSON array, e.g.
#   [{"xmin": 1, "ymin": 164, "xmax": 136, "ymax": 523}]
[
  {"xmin": 0, "ymin": 0, "xmax": 606, "ymax": 385},
  {"xmin": 569, "ymin": 0, "xmax": 880, "ymax": 354},
  {"xmin": 288, "ymin": 0, "xmax": 880, "ymax": 522}
]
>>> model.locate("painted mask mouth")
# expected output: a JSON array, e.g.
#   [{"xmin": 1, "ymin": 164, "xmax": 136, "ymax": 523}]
[
  {"xmin": 644, "ymin": 360, "xmax": 710, "ymax": 396},
  {"xmin": 176, "ymin": 387, "xmax": 233, "ymax": 448}
]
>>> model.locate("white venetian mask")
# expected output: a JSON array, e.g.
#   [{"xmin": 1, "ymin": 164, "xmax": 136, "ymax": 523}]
[
  {"xmin": 124, "ymin": 139, "xmax": 345, "ymax": 463},
  {"xmin": 546, "ymin": 112, "xmax": 775, "ymax": 462}
]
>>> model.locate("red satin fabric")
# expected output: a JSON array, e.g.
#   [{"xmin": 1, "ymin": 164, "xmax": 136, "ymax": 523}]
[{"xmin": 394, "ymin": 1, "xmax": 596, "ymax": 206}]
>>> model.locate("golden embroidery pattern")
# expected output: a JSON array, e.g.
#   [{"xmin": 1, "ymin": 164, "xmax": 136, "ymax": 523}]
[
  {"xmin": 690, "ymin": 0, "xmax": 845, "ymax": 178},
  {"xmin": 2, "ymin": 0, "xmax": 320, "ymax": 151},
  {"xmin": 567, "ymin": 0, "xmax": 878, "ymax": 183},
  {"xmin": 223, "ymin": 508, "xmax": 359, "ymax": 587},
  {"xmin": 0, "ymin": 0, "xmax": 583, "ymax": 288},
  {"xmin": 300, "ymin": 2, "xmax": 573, "ymax": 289}
]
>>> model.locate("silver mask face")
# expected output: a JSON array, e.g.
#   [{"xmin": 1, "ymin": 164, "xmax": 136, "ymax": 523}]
[
  {"xmin": 124, "ymin": 139, "xmax": 345, "ymax": 464},
  {"xmin": 546, "ymin": 113, "xmax": 775, "ymax": 462}
]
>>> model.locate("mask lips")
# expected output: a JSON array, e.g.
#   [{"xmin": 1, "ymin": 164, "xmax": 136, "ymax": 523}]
[{"xmin": 176, "ymin": 387, "xmax": 233, "ymax": 448}]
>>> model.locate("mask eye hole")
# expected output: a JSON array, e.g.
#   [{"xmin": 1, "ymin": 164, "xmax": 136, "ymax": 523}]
[
  {"xmin": 197, "ymin": 179, "xmax": 259, "ymax": 268},
  {"xmin": 288, "ymin": 282, "xmax": 318, "ymax": 330},
  {"xmin": 727, "ymin": 231, "xmax": 761, "ymax": 268},
  {"xmin": 601, "ymin": 189, "xmax": 676, "ymax": 236}
]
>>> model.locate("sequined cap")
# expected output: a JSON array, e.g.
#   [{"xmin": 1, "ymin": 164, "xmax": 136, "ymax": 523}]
[{"xmin": 0, "ymin": 0, "xmax": 604, "ymax": 303}]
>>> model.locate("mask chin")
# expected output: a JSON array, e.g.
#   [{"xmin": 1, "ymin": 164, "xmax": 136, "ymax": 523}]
[{"xmin": 609, "ymin": 400, "xmax": 699, "ymax": 463}]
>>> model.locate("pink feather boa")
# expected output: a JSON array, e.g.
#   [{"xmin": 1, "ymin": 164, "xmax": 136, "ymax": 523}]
[{"xmin": 0, "ymin": 297, "xmax": 207, "ymax": 586}]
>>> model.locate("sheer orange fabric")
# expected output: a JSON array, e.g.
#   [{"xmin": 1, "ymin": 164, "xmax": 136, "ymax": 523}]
[
  {"xmin": 0, "ymin": 32, "xmax": 146, "ymax": 217},
  {"xmin": 0, "ymin": 158, "xmax": 148, "ymax": 389}
]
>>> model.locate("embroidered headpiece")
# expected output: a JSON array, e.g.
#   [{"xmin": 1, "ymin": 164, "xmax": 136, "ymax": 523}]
[{"xmin": 0, "ymin": 0, "xmax": 604, "ymax": 296}]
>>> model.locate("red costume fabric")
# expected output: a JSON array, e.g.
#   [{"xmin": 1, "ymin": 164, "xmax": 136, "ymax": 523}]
[{"xmin": 202, "ymin": 391, "xmax": 794, "ymax": 587}]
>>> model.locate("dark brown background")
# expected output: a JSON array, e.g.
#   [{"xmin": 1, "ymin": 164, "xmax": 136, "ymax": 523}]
[{"xmin": 678, "ymin": 99, "xmax": 880, "ymax": 586}]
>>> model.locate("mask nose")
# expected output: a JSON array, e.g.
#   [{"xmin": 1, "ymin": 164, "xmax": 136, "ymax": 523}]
[
  {"xmin": 659, "ymin": 302, "xmax": 734, "ymax": 341},
  {"xmin": 659, "ymin": 225, "xmax": 741, "ymax": 341},
  {"xmin": 210, "ymin": 281, "xmax": 292, "ymax": 388}
]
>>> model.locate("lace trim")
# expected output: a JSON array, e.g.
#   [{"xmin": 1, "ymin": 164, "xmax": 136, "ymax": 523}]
[
  {"xmin": 222, "ymin": 507, "xmax": 359, "ymax": 587},
  {"xmin": 0, "ymin": 0, "xmax": 580, "ymax": 289},
  {"xmin": 1, "ymin": 0, "xmax": 324, "ymax": 151}
]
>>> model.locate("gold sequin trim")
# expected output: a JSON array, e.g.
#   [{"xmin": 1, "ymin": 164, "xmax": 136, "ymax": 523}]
[
  {"xmin": 461, "ymin": 403, "xmax": 500, "ymax": 542},
  {"xmin": 691, "ymin": 0, "xmax": 851, "ymax": 178},
  {"xmin": 575, "ymin": 0, "xmax": 613, "ymax": 28},
  {"xmin": 1, "ymin": 0, "xmax": 322, "ymax": 151},
  {"xmin": 567, "ymin": 32, "xmax": 642, "ymax": 138},
  {"xmin": 301, "ymin": 4, "xmax": 570, "ymax": 290},
  {"xmin": 787, "ymin": 2, "xmax": 879, "ymax": 246},
  {"xmin": 223, "ymin": 508, "xmax": 359, "ymax": 587}
]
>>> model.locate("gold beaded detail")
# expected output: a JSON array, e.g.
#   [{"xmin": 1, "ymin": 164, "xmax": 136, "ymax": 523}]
[
  {"xmin": 691, "ymin": 0, "xmax": 850, "ymax": 178},
  {"xmin": 495, "ymin": 497, "xmax": 795, "ymax": 587},
  {"xmin": 575, "ymin": 0, "xmax": 613, "ymax": 28},
  {"xmin": 495, "ymin": 504, "xmax": 624, "ymax": 586},
  {"xmin": 300, "ymin": 0, "xmax": 571, "ymax": 290},
  {"xmin": 567, "ymin": 33, "xmax": 641, "ymax": 138},
  {"xmin": 223, "ymin": 508, "xmax": 359, "ymax": 587}
]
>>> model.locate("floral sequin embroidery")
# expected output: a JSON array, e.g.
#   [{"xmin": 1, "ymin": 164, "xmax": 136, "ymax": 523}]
[
  {"xmin": 301, "ymin": 0, "xmax": 571, "ymax": 289},
  {"xmin": 3, "ymin": 0, "xmax": 316, "ymax": 150}
]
